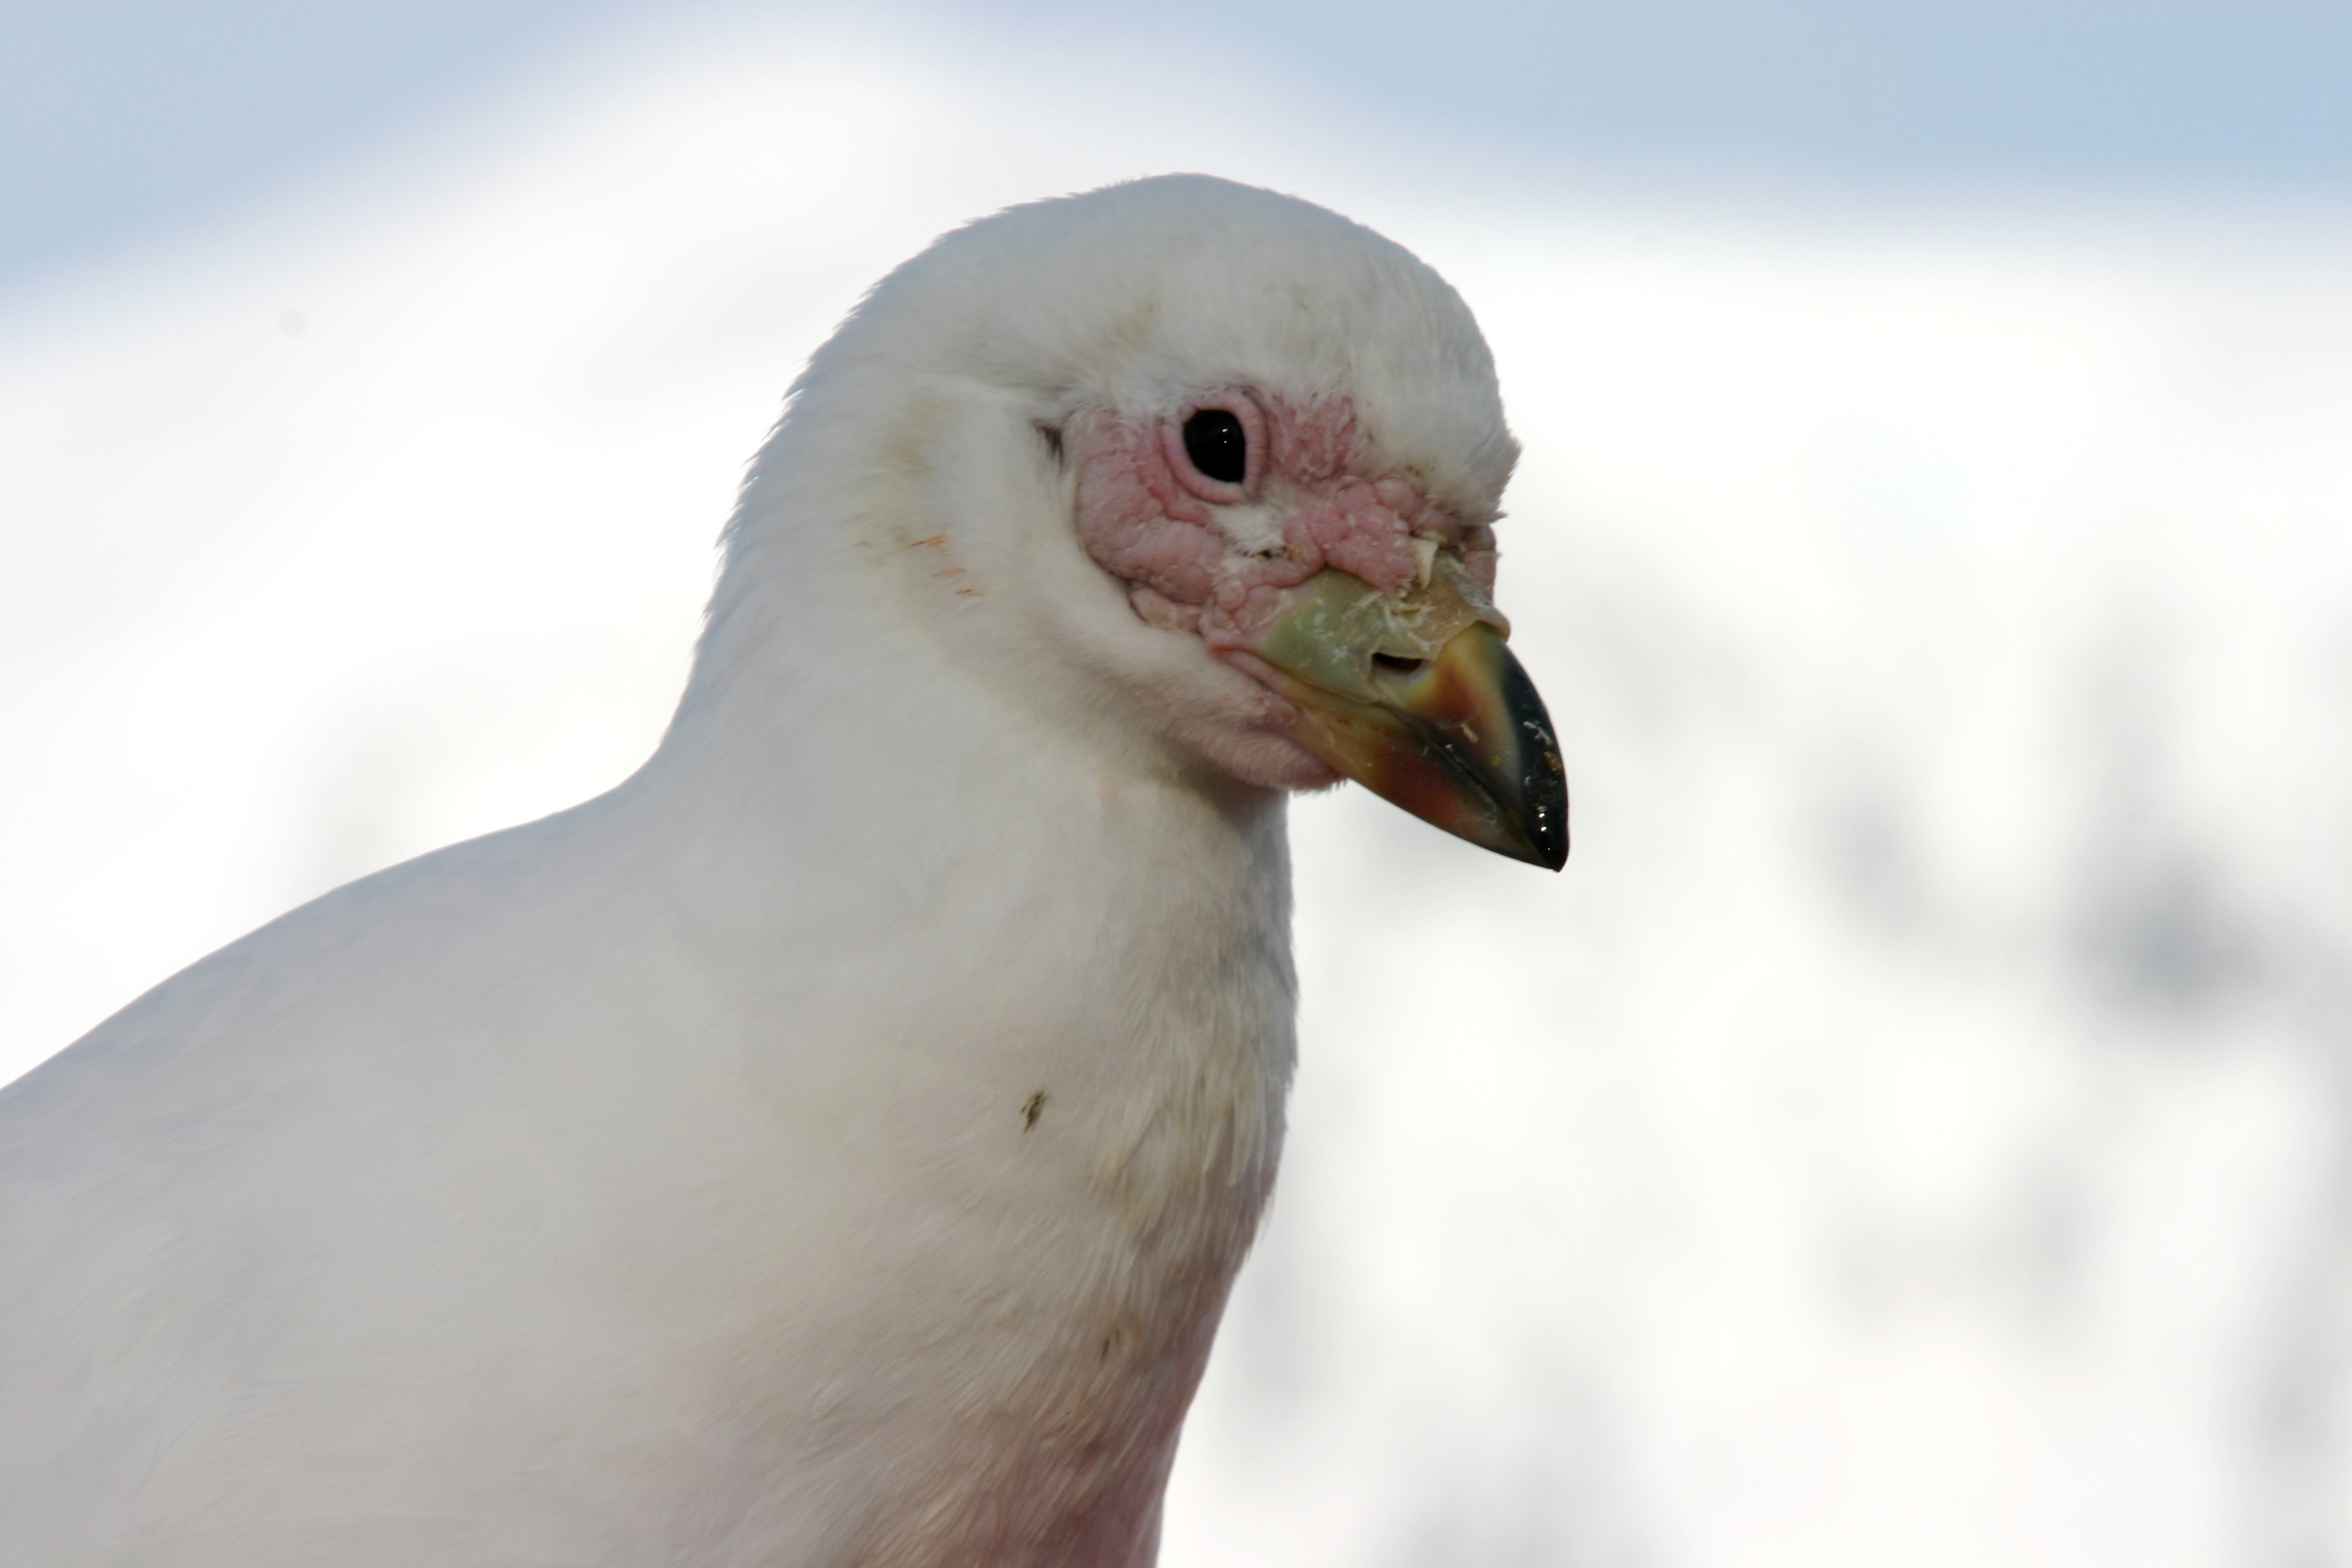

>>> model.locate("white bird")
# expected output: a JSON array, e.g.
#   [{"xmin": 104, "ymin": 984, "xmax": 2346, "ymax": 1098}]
[{"xmin": 0, "ymin": 175, "xmax": 1563, "ymax": 1566}]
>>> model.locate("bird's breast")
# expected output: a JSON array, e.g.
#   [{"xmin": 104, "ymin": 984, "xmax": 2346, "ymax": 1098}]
[{"xmin": 683, "ymin": 806, "xmax": 1296, "ymax": 1563}]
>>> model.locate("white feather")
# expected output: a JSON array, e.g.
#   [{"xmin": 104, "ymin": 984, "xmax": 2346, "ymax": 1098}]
[{"xmin": 0, "ymin": 175, "xmax": 1514, "ymax": 1566}]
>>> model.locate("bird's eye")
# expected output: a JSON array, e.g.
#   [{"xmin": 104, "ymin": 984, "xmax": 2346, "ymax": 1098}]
[{"xmin": 1181, "ymin": 409, "xmax": 1247, "ymax": 487}]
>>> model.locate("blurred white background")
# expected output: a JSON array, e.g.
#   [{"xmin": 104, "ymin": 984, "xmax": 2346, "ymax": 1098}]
[{"xmin": 4, "ymin": 3, "xmax": 2349, "ymax": 1563}]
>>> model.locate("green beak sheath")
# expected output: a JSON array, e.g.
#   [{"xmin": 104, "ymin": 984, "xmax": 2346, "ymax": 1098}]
[{"xmin": 1248, "ymin": 561, "xmax": 1569, "ymax": 871}]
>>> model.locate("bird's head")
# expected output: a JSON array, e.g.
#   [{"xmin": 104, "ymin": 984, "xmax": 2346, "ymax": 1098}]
[{"xmin": 710, "ymin": 175, "xmax": 1565, "ymax": 870}]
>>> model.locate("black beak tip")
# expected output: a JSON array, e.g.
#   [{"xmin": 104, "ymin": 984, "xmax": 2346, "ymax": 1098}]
[
  {"xmin": 1501, "ymin": 659, "xmax": 1570, "ymax": 873},
  {"xmin": 1534, "ymin": 819, "xmax": 1569, "ymax": 872},
  {"xmin": 1516, "ymin": 772, "xmax": 1570, "ymax": 871}
]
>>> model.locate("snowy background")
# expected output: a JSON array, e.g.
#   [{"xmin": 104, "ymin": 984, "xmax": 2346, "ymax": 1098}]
[{"xmin": 5, "ymin": 3, "xmax": 2350, "ymax": 1563}]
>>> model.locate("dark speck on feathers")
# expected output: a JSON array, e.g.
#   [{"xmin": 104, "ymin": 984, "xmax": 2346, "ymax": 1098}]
[{"xmin": 1021, "ymin": 1089, "xmax": 1047, "ymax": 1131}]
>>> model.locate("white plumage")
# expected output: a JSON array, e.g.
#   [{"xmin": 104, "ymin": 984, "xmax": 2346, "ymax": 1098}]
[{"xmin": 1, "ymin": 176, "xmax": 1544, "ymax": 1565}]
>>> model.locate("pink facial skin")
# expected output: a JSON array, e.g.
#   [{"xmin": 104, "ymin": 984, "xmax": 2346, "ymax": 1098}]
[{"xmin": 1068, "ymin": 393, "xmax": 1496, "ymax": 657}]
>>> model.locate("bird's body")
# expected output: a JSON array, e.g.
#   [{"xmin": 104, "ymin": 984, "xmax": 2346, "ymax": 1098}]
[
  {"xmin": 3, "ymin": 677, "xmax": 1289, "ymax": 1563},
  {"xmin": 2, "ymin": 176, "xmax": 1555, "ymax": 1564}
]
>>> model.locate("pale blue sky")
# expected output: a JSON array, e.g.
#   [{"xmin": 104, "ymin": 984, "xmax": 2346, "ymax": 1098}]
[{"xmin": 5, "ymin": 0, "xmax": 2348, "ymax": 292}]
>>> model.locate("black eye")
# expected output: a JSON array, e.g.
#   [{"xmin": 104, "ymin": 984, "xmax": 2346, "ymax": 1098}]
[{"xmin": 1181, "ymin": 408, "xmax": 1247, "ymax": 486}]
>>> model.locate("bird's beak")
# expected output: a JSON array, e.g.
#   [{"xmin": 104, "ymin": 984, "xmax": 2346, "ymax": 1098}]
[{"xmin": 1242, "ymin": 557, "xmax": 1569, "ymax": 870}]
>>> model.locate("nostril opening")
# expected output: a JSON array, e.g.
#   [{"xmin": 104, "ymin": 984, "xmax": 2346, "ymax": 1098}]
[{"xmin": 1371, "ymin": 653, "xmax": 1426, "ymax": 676}]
